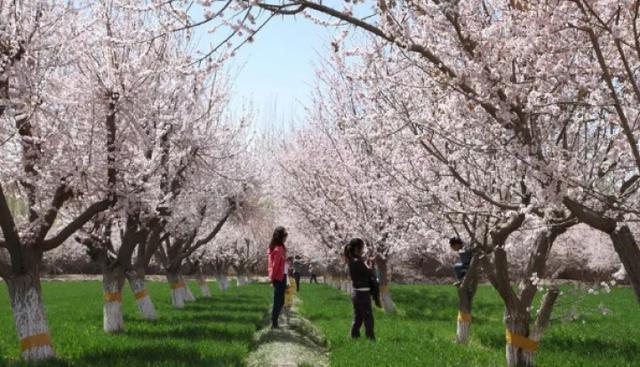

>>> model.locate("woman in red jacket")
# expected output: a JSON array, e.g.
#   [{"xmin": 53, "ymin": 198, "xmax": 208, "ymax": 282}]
[{"xmin": 268, "ymin": 226, "xmax": 288, "ymax": 328}]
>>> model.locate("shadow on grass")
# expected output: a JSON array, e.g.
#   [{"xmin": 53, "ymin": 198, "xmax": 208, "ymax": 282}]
[
  {"xmin": 127, "ymin": 324, "xmax": 255, "ymax": 342},
  {"xmin": 476, "ymin": 330, "xmax": 640, "ymax": 359},
  {"xmin": 0, "ymin": 345, "xmax": 245, "ymax": 367}
]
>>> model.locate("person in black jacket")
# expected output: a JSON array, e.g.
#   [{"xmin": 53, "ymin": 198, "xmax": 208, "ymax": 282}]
[
  {"xmin": 344, "ymin": 238, "xmax": 375, "ymax": 340},
  {"xmin": 449, "ymin": 237, "xmax": 474, "ymax": 287}
]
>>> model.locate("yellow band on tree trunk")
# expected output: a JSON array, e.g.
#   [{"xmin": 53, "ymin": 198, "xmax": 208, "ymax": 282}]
[
  {"xmin": 20, "ymin": 333, "xmax": 52, "ymax": 351},
  {"xmin": 506, "ymin": 329, "xmax": 539, "ymax": 352},
  {"xmin": 134, "ymin": 289, "xmax": 148, "ymax": 300},
  {"xmin": 104, "ymin": 292, "xmax": 122, "ymax": 303},
  {"xmin": 170, "ymin": 282, "xmax": 185, "ymax": 290},
  {"xmin": 457, "ymin": 310, "xmax": 472, "ymax": 322}
]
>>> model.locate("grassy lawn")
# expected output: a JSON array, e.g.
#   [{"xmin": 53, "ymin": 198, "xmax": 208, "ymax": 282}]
[
  {"xmin": 297, "ymin": 283, "xmax": 639, "ymax": 367},
  {"xmin": 0, "ymin": 281, "xmax": 271, "ymax": 367}
]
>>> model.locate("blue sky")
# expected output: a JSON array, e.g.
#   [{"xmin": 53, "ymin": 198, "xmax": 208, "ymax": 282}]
[
  {"xmin": 225, "ymin": 15, "xmax": 336, "ymax": 132},
  {"xmin": 191, "ymin": 2, "xmax": 373, "ymax": 132}
]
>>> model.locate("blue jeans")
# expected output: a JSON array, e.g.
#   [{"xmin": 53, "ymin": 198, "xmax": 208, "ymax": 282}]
[
  {"xmin": 453, "ymin": 262, "xmax": 468, "ymax": 280},
  {"xmin": 271, "ymin": 276, "xmax": 287, "ymax": 327}
]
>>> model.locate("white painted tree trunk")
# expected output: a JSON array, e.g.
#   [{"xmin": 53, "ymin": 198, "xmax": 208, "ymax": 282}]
[
  {"xmin": 506, "ymin": 344, "xmax": 535, "ymax": 367},
  {"xmin": 184, "ymin": 281, "xmax": 196, "ymax": 302},
  {"xmin": 167, "ymin": 273, "xmax": 186, "ymax": 309},
  {"xmin": 7, "ymin": 274, "xmax": 55, "ymax": 361},
  {"xmin": 379, "ymin": 287, "xmax": 396, "ymax": 313},
  {"xmin": 216, "ymin": 275, "xmax": 228, "ymax": 291},
  {"xmin": 505, "ymin": 315, "xmax": 537, "ymax": 367},
  {"xmin": 198, "ymin": 280, "xmax": 211, "ymax": 298},
  {"xmin": 375, "ymin": 257, "xmax": 396, "ymax": 313},
  {"xmin": 103, "ymin": 271, "xmax": 125, "ymax": 333},
  {"xmin": 127, "ymin": 274, "xmax": 157, "ymax": 320},
  {"xmin": 456, "ymin": 317, "xmax": 471, "ymax": 344}
]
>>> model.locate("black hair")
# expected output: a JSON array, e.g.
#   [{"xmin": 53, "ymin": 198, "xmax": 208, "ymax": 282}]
[
  {"xmin": 343, "ymin": 238, "xmax": 365, "ymax": 259},
  {"xmin": 449, "ymin": 237, "xmax": 463, "ymax": 246},
  {"xmin": 269, "ymin": 226, "xmax": 288, "ymax": 251}
]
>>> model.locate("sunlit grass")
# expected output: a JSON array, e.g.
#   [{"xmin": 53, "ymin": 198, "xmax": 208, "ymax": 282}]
[
  {"xmin": 0, "ymin": 281, "xmax": 271, "ymax": 367},
  {"xmin": 297, "ymin": 283, "xmax": 639, "ymax": 367}
]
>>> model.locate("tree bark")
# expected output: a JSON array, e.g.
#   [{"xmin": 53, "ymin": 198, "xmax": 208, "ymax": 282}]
[
  {"xmin": 375, "ymin": 256, "xmax": 396, "ymax": 313},
  {"xmin": 216, "ymin": 274, "xmax": 229, "ymax": 291},
  {"xmin": 126, "ymin": 270, "xmax": 157, "ymax": 320},
  {"xmin": 102, "ymin": 267, "xmax": 125, "ymax": 333},
  {"xmin": 166, "ymin": 271, "xmax": 187, "ymax": 308},
  {"xmin": 6, "ymin": 273, "xmax": 55, "ymax": 361},
  {"xmin": 456, "ymin": 255, "xmax": 479, "ymax": 344},
  {"xmin": 196, "ymin": 273, "xmax": 211, "ymax": 298},
  {"xmin": 504, "ymin": 307, "xmax": 535, "ymax": 367},
  {"xmin": 563, "ymin": 198, "xmax": 640, "ymax": 303},
  {"xmin": 609, "ymin": 225, "xmax": 640, "ymax": 302},
  {"xmin": 184, "ymin": 281, "xmax": 196, "ymax": 302}
]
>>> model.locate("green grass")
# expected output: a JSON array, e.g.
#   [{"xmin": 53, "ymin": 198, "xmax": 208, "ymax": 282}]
[
  {"xmin": 297, "ymin": 283, "xmax": 639, "ymax": 367},
  {"xmin": 0, "ymin": 281, "xmax": 271, "ymax": 367}
]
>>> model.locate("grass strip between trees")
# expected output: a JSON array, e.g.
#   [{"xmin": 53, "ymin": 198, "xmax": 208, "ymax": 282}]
[
  {"xmin": 0, "ymin": 281, "xmax": 271, "ymax": 367},
  {"xmin": 296, "ymin": 283, "xmax": 639, "ymax": 367}
]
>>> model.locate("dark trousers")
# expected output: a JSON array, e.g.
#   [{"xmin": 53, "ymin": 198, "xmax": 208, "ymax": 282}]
[
  {"xmin": 272, "ymin": 276, "xmax": 287, "ymax": 327},
  {"xmin": 309, "ymin": 273, "xmax": 318, "ymax": 283},
  {"xmin": 454, "ymin": 262, "xmax": 468, "ymax": 280},
  {"xmin": 293, "ymin": 272, "xmax": 301, "ymax": 291},
  {"xmin": 351, "ymin": 290, "xmax": 375, "ymax": 339}
]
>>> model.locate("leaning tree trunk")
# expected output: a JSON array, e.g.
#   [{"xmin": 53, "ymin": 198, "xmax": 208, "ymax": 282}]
[
  {"xmin": 102, "ymin": 267, "xmax": 125, "ymax": 333},
  {"xmin": 609, "ymin": 225, "xmax": 640, "ymax": 303},
  {"xmin": 126, "ymin": 271, "xmax": 157, "ymax": 320},
  {"xmin": 6, "ymin": 273, "xmax": 55, "ymax": 361},
  {"xmin": 375, "ymin": 257, "xmax": 396, "ymax": 313},
  {"xmin": 166, "ymin": 271, "xmax": 188, "ymax": 309},
  {"xmin": 456, "ymin": 257, "xmax": 479, "ymax": 344}
]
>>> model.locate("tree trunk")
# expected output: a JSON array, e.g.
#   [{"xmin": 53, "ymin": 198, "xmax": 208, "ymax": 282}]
[
  {"xmin": 216, "ymin": 274, "xmax": 228, "ymax": 291},
  {"xmin": 6, "ymin": 273, "xmax": 55, "ymax": 361},
  {"xmin": 184, "ymin": 281, "xmax": 196, "ymax": 302},
  {"xmin": 167, "ymin": 272, "xmax": 187, "ymax": 309},
  {"xmin": 102, "ymin": 267, "xmax": 125, "ymax": 333},
  {"xmin": 456, "ymin": 270, "xmax": 478, "ymax": 344},
  {"xmin": 196, "ymin": 274, "xmax": 211, "ymax": 298},
  {"xmin": 504, "ymin": 308, "xmax": 536, "ymax": 367},
  {"xmin": 375, "ymin": 257, "xmax": 396, "ymax": 313},
  {"xmin": 609, "ymin": 225, "xmax": 640, "ymax": 302},
  {"xmin": 126, "ymin": 271, "xmax": 157, "ymax": 320}
]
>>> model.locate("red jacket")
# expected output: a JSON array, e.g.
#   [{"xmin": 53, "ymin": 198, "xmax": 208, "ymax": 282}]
[{"xmin": 268, "ymin": 244, "xmax": 286, "ymax": 282}]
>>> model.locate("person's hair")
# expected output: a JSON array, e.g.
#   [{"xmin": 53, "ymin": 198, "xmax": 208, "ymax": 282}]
[
  {"xmin": 343, "ymin": 238, "xmax": 365, "ymax": 259},
  {"xmin": 269, "ymin": 226, "xmax": 288, "ymax": 251},
  {"xmin": 449, "ymin": 237, "xmax": 463, "ymax": 247}
]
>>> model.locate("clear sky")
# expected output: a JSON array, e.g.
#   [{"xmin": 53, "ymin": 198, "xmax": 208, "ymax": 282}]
[
  {"xmin": 191, "ymin": 2, "xmax": 372, "ymax": 133},
  {"xmin": 225, "ymin": 15, "xmax": 337, "ymax": 132}
]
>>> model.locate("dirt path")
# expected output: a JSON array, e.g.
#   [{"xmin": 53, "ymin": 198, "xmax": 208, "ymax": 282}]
[{"xmin": 247, "ymin": 297, "xmax": 330, "ymax": 367}]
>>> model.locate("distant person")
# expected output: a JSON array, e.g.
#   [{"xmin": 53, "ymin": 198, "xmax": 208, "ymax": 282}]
[
  {"xmin": 449, "ymin": 237, "xmax": 473, "ymax": 287},
  {"xmin": 309, "ymin": 262, "xmax": 318, "ymax": 284},
  {"xmin": 268, "ymin": 226, "xmax": 288, "ymax": 328},
  {"xmin": 292, "ymin": 255, "xmax": 303, "ymax": 291},
  {"xmin": 344, "ymin": 238, "xmax": 375, "ymax": 340}
]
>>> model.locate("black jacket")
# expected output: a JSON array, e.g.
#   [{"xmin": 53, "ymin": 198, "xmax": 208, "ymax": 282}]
[{"xmin": 348, "ymin": 257, "xmax": 373, "ymax": 289}]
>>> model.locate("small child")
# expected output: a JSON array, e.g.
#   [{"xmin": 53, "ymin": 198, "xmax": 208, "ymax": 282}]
[{"xmin": 449, "ymin": 237, "xmax": 473, "ymax": 287}]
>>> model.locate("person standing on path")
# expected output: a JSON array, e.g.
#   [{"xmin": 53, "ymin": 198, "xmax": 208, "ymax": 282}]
[
  {"xmin": 292, "ymin": 255, "xmax": 303, "ymax": 291},
  {"xmin": 268, "ymin": 226, "xmax": 288, "ymax": 328},
  {"xmin": 344, "ymin": 238, "xmax": 375, "ymax": 340}
]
